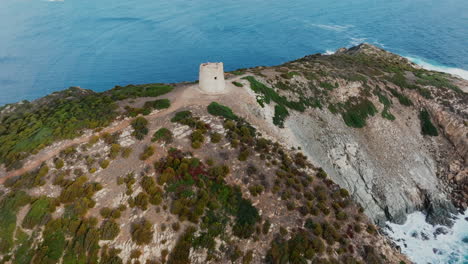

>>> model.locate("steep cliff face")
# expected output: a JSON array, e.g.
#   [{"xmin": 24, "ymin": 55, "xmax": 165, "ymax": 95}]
[{"xmin": 232, "ymin": 44, "xmax": 467, "ymax": 226}]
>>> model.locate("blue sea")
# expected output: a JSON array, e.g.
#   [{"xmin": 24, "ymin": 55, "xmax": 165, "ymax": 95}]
[{"xmin": 0, "ymin": 0, "xmax": 467, "ymax": 106}]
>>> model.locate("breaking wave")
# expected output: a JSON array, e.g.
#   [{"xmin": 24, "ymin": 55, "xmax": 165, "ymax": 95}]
[
  {"xmin": 406, "ymin": 56, "xmax": 468, "ymax": 81},
  {"xmin": 307, "ymin": 23, "xmax": 352, "ymax": 32},
  {"xmin": 385, "ymin": 210, "xmax": 468, "ymax": 264}
]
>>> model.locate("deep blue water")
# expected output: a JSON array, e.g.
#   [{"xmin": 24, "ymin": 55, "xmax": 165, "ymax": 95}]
[{"xmin": 0, "ymin": 0, "xmax": 467, "ymax": 105}]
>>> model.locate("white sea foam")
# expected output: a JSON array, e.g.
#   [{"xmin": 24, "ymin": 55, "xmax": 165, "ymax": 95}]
[
  {"xmin": 324, "ymin": 50, "xmax": 335, "ymax": 55},
  {"xmin": 385, "ymin": 210, "xmax": 468, "ymax": 264},
  {"xmin": 349, "ymin": 37, "xmax": 367, "ymax": 46},
  {"xmin": 406, "ymin": 56, "xmax": 468, "ymax": 81},
  {"xmin": 308, "ymin": 23, "xmax": 351, "ymax": 32}
]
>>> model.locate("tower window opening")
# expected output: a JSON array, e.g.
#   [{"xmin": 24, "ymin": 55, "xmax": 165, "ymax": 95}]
[{"xmin": 214, "ymin": 77, "xmax": 217, "ymax": 80}]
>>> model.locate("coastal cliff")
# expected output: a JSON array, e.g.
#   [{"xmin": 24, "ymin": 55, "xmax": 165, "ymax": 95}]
[{"xmin": 0, "ymin": 44, "xmax": 466, "ymax": 263}]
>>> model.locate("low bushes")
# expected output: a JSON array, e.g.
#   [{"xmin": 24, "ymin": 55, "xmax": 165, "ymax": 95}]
[
  {"xmin": 242, "ymin": 76, "xmax": 306, "ymax": 127},
  {"xmin": 167, "ymin": 227, "xmax": 196, "ymax": 264},
  {"xmin": 388, "ymin": 88, "xmax": 413, "ymax": 106},
  {"xmin": 191, "ymin": 130, "xmax": 205, "ymax": 149},
  {"xmin": 144, "ymin": 98, "xmax": 171, "ymax": 110},
  {"xmin": 22, "ymin": 197, "xmax": 53, "ymax": 229},
  {"xmin": 419, "ymin": 109, "xmax": 438, "ymax": 136},
  {"xmin": 100, "ymin": 207, "xmax": 122, "ymax": 219},
  {"xmin": 131, "ymin": 117, "xmax": 149, "ymax": 140},
  {"xmin": 207, "ymin": 102, "xmax": 238, "ymax": 120},
  {"xmin": 108, "ymin": 84, "xmax": 173, "ymax": 100},
  {"xmin": 99, "ymin": 220, "xmax": 120, "ymax": 240},
  {"xmin": 0, "ymin": 191, "xmax": 31, "ymax": 253},
  {"xmin": 171, "ymin": 111, "xmax": 192, "ymax": 123},
  {"xmin": 152, "ymin": 128, "xmax": 173, "ymax": 143},
  {"xmin": 130, "ymin": 218, "xmax": 154, "ymax": 245},
  {"xmin": 100, "ymin": 159, "xmax": 110, "ymax": 169},
  {"xmin": 272, "ymin": 104, "xmax": 289, "ymax": 128},
  {"xmin": 210, "ymin": 132, "xmax": 222, "ymax": 143},
  {"xmin": 341, "ymin": 99, "xmax": 377, "ymax": 128},
  {"xmin": 140, "ymin": 145, "xmax": 155, "ymax": 160},
  {"xmin": 232, "ymin": 81, "xmax": 243, "ymax": 87}
]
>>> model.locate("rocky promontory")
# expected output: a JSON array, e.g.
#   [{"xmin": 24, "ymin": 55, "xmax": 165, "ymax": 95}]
[{"xmin": 0, "ymin": 44, "xmax": 466, "ymax": 263}]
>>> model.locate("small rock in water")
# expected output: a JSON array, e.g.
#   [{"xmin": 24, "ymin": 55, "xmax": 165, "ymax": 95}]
[
  {"xmin": 420, "ymin": 232, "xmax": 430, "ymax": 241},
  {"xmin": 411, "ymin": 231, "xmax": 419, "ymax": 238},
  {"xmin": 434, "ymin": 227, "xmax": 449, "ymax": 237},
  {"xmin": 462, "ymin": 236, "xmax": 468, "ymax": 244},
  {"xmin": 432, "ymin": 248, "xmax": 443, "ymax": 255}
]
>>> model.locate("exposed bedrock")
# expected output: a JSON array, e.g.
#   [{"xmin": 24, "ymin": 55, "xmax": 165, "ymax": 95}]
[{"xmin": 284, "ymin": 107, "xmax": 460, "ymax": 226}]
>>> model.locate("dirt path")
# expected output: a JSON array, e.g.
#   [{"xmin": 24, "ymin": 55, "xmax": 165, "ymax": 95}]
[
  {"xmin": 0, "ymin": 84, "xmax": 192, "ymax": 183},
  {"xmin": 0, "ymin": 78, "xmax": 255, "ymax": 183}
]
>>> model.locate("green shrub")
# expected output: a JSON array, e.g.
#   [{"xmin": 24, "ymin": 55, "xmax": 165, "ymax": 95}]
[
  {"xmin": 121, "ymin": 147, "xmax": 132, "ymax": 158},
  {"xmin": 243, "ymin": 76, "xmax": 306, "ymax": 115},
  {"xmin": 316, "ymin": 168, "xmax": 327, "ymax": 179},
  {"xmin": 12, "ymin": 228, "xmax": 34, "ymax": 264},
  {"xmin": 100, "ymin": 245, "xmax": 123, "ymax": 264},
  {"xmin": 130, "ymin": 218, "xmax": 154, "ymax": 245},
  {"xmin": 140, "ymin": 176, "xmax": 163, "ymax": 205},
  {"xmin": 342, "ymin": 98, "xmax": 377, "ymax": 128},
  {"xmin": 388, "ymin": 88, "xmax": 413, "ymax": 106},
  {"xmin": 230, "ymin": 69, "xmax": 246, "ymax": 75},
  {"xmin": 144, "ymin": 98, "xmax": 171, "ymax": 110},
  {"xmin": 131, "ymin": 117, "xmax": 149, "ymax": 140},
  {"xmin": 152, "ymin": 128, "xmax": 173, "ymax": 143},
  {"xmin": 0, "ymin": 90, "xmax": 117, "ymax": 169},
  {"xmin": 210, "ymin": 132, "xmax": 222, "ymax": 143},
  {"xmin": 419, "ymin": 109, "xmax": 439, "ymax": 136},
  {"xmin": 249, "ymin": 185, "xmax": 264, "ymax": 196},
  {"xmin": 140, "ymin": 145, "xmax": 155, "ymax": 160},
  {"xmin": 242, "ymin": 250, "xmax": 253, "ymax": 264},
  {"xmin": 415, "ymin": 71, "xmax": 462, "ymax": 93},
  {"xmin": 54, "ymin": 158, "xmax": 64, "ymax": 169},
  {"xmin": 207, "ymin": 102, "xmax": 239, "ymax": 120},
  {"xmin": 167, "ymin": 226, "xmax": 196, "ymax": 264},
  {"xmin": 22, "ymin": 197, "xmax": 52, "ymax": 229},
  {"xmin": 232, "ymin": 199, "xmax": 260, "ymax": 239},
  {"xmin": 232, "ymin": 81, "xmax": 243, "ymax": 87},
  {"xmin": 336, "ymin": 211, "xmax": 348, "ymax": 220},
  {"xmin": 59, "ymin": 176, "xmax": 101, "ymax": 204},
  {"xmin": 88, "ymin": 135, "xmax": 100, "ymax": 145},
  {"xmin": 191, "ymin": 130, "xmax": 205, "ymax": 149},
  {"xmin": 281, "ymin": 71, "xmax": 300, "ymax": 79},
  {"xmin": 108, "ymin": 84, "xmax": 173, "ymax": 100},
  {"xmin": 100, "ymin": 207, "xmax": 122, "ymax": 219},
  {"xmin": 320, "ymin": 81, "xmax": 336, "ymax": 90},
  {"xmin": 273, "ymin": 104, "xmax": 289, "ymax": 128},
  {"xmin": 134, "ymin": 192, "xmax": 149, "ymax": 210},
  {"xmin": 0, "ymin": 191, "xmax": 31, "ymax": 253},
  {"xmin": 4, "ymin": 164, "xmax": 49, "ymax": 189},
  {"xmin": 35, "ymin": 218, "xmax": 66, "ymax": 262},
  {"xmin": 171, "ymin": 111, "xmax": 192, "ymax": 123},
  {"xmin": 100, "ymin": 159, "xmax": 110, "ymax": 169},
  {"xmin": 109, "ymin": 143, "xmax": 121, "ymax": 159},
  {"xmin": 339, "ymin": 188, "xmax": 350, "ymax": 197},
  {"xmin": 238, "ymin": 149, "xmax": 250, "ymax": 161},
  {"xmin": 99, "ymin": 220, "xmax": 120, "ymax": 240}
]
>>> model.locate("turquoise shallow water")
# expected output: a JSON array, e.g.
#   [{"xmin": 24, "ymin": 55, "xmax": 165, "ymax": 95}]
[{"xmin": 0, "ymin": 0, "xmax": 467, "ymax": 105}]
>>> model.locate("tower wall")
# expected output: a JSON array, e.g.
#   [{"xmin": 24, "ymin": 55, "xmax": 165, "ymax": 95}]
[{"xmin": 199, "ymin": 62, "xmax": 225, "ymax": 94}]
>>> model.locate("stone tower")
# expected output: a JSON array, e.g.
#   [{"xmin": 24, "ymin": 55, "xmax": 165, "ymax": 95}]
[{"xmin": 199, "ymin": 62, "xmax": 225, "ymax": 94}]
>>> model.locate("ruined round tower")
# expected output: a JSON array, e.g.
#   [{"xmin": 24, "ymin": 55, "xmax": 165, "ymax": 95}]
[{"xmin": 199, "ymin": 62, "xmax": 225, "ymax": 94}]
